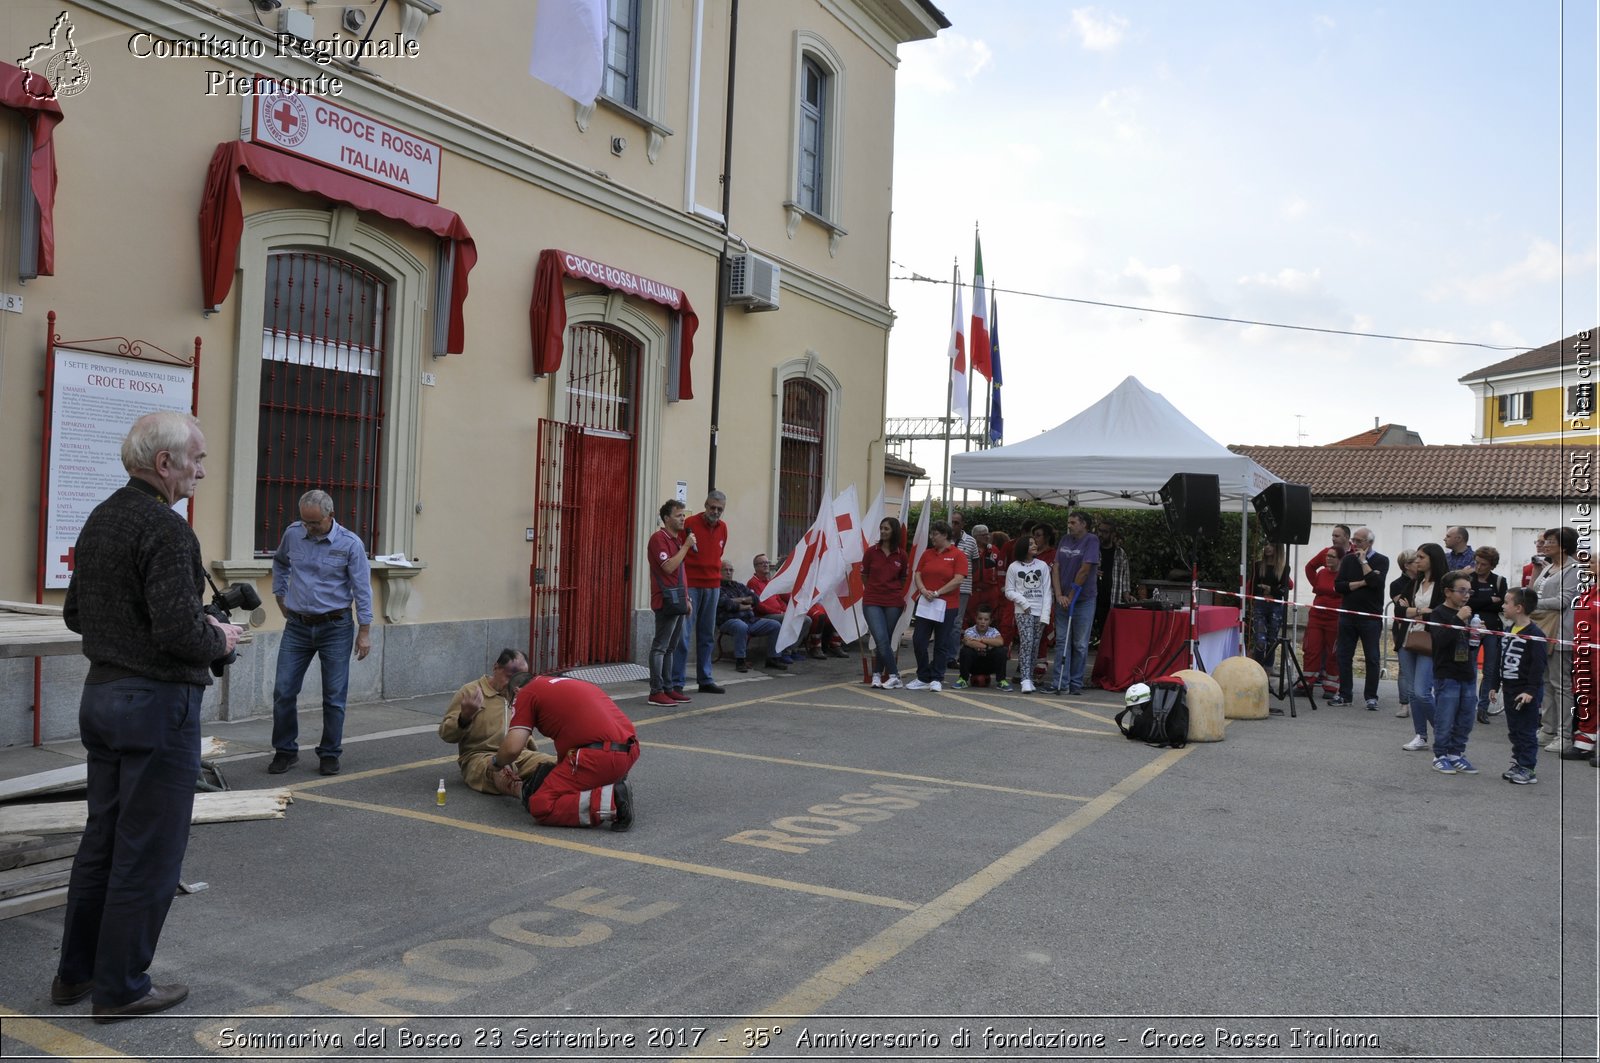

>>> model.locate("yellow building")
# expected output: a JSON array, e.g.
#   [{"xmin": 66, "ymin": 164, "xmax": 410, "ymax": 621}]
[
  {"xmin": 1458, "ymin": 328, "xmax": 1598, "ymax": 444},
  {"xmin": 0, "ymin": 0, "xmax": 946, "ymax": 744}
]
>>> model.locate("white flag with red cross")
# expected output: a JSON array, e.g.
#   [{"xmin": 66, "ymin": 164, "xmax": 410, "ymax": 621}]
[{"xmin": 763, "ymin": 493, "xmax": 847, "ymax": 653}]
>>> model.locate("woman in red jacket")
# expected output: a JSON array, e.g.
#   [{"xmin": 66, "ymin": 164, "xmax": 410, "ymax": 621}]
[
  {"xmin": 861, "ymin": 517, "xmax": 909, "ymax": 688},
  {"xmin": 1301, "ymin": 546, "xmax": 1342, "ymax": 696}
]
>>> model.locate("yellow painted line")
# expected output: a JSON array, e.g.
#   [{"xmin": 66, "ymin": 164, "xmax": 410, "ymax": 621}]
[
  {"xmin": 858, "ymin": 687, "xmax": 942, "ymax": 716},
  {"xmin": 288, "ymin": 753, "xmax": 456, "ymax": 792},
  {"xmin": 770, "ymin": 699, "xmax": 1113, "ymax": 737},
  {"xmin": 645, "ymin": 742, "xmax": 1095, "ymax": 802},
  {"xmin": 292, "ymin": 791, "xmax": 917, "ymax": 911},
  {"xmin": 979, "ymin": 690, "xmax": 1123, "ymax": 728},
  {"xmin": 0, "ymin": 1005, "xmax": 143, "ymax": 1062},
  {"xmin": 632, "ymin": 681, "xmax": 860, "ymax": 727},
  {"xmin": 937, "ymin": 689, "xmax": 1072, "ymax": 729},
  {"xmin": 681, "ymin": 745, "xmax": 1192, "ymax": 1061}
]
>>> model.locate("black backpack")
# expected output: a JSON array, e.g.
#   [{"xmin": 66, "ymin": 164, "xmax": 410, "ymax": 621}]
[{"xmin": 1115, "ymin": 674, "xmax": 1190, "ymax": 749}]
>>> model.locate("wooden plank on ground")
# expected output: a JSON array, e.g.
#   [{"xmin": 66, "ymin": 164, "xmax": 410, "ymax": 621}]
[
  {"xmin": 0, "ymin": 738, "xmax": 227, "ymax": 804},
  {"xmin": 0, "ymin": 834, "xmax": 81, "ymax": 871},
  {"xmin": 0, "ymin": 884, "xmax": 67, "ymax": 920},
  {"xmin": 0, "ymin": 857, "xmax": 73, "ymax": 901},
  {"xmin": 0, "ymin": 788, "xmax": 291, "ymax": 835},
  {"xmin": 0, "ymin": 600, "xmax": 65, "ymax": 616}
]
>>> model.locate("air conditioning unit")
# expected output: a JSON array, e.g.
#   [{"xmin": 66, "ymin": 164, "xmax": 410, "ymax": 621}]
[{"xmin": 726, "ymin": 251, "xmax": 781, "ymax": 312}]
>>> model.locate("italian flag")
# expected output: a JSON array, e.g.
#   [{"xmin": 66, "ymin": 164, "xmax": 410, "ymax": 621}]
[{"xmin": 969, "ymin": 232, "xmax": 992, "ymax": 380}]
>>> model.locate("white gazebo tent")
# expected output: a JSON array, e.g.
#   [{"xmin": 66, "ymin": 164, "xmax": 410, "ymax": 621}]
[{"xmin": 949, "ymin": 375, "xmax": 1282, "ymax": 656}]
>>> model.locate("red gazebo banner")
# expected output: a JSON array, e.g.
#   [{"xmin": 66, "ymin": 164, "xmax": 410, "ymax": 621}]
[
  {"xmin": 0, "ymin": 62, "xmax": 65, "ymax": 276},
  {"xmin": 198, "ymin": 140, "xmax": 477, "ymax": 353},
  {"xmin": 530, "ymin": 248, "xmax": 699, "ymax": 399}
]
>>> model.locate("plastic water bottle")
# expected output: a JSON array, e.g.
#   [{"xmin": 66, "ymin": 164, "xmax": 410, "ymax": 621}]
[
  {"xmin": 1468, "ymin": 614, "xmax": 1485, "ymax": 649},
  {"xmin": 436, "ymin": 778, "xmax": 447, "ymax": 806}
]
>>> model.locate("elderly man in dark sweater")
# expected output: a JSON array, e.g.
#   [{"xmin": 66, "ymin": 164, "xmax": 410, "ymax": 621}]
[
  {"xmin": 53, "ymin": 412, "xmax": 241, "ymax": 1023},
  {"xmin": 1331, "ymin": 526, "xmax": 1390, "ymax": 710}
]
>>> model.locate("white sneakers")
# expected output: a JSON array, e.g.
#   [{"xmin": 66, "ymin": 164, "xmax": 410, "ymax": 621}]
[
  {"xmin": 1402, "ymin": 734, "xmax": 1429, "ymax": 751},
  {"xmin": 870, "ymin": 674, "xmax": 882, "ymax": 688},
  {"xmin": 1020, "ymin": 679, "xmax": 1035, "ymax": 693},
  {"xmin": 1545, "ymin": 737, "xmax": 1567, "ymax": 753},
  {"xmin": 904, "ymin": 679, "xmax": 928, "ymax": 690},
  {"xmin": 883, "ymin": 674, "xmax": 902, "ymax": 689},
  {"xmin": 929, "ymin": 680, "xmax": 942, "ymax": 692}
]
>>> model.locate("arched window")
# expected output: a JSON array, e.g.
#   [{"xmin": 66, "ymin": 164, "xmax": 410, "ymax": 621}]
[
  {"xmin": 777, "ymin": 378, "xmax": 827, "ymax": 557},
  {"xmin": 565, "ymin": 322, "xmax": 638, "ymax": 432},
  {"xmin": 257, "ymin": 250, "xmax": 388, "ymax": 554},
  {"xmin": 797, "ymin": 57, "xmax": 828, "ymax": 215}
]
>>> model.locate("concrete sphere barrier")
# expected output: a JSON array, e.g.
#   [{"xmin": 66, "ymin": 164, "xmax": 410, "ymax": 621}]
[
  {"xmin": 1213, "ymin": 655, "xmax": 1270, "ymax": 720},
  {"xmin": 1174, "ymin": 668, "xmax": 1226, "ymax": 741}
]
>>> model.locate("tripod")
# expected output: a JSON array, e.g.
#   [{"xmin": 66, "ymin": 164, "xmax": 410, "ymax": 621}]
[
  {"xmin": 1262, "ymin": 621, "xmax": 1310, "ymax": 716},
  {"xmin": 1157, "ymin": 549, "xmax": 1205, "ymax": 676}
]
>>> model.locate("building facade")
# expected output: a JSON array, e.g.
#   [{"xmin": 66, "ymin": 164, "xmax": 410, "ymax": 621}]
[
  {"xmin": 0, "ymin": 0, "xmax": 946, "ymax": 745},
  {"xmin": 1458, "ymin": 328, "xmax": 1597, "ymax": 444}
]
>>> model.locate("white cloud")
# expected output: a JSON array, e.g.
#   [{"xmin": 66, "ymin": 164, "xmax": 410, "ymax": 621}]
[
  {"xmin": 896, "ymin": 32, "xmax": 993, "ymax": 95},
  {"xmin": 1237, "ymin": 266, "xmax": 1323, "ymax": 294},
  {"xmin": 1068, "ymin": 7, "xmax": 1130, "ymax": 52},
  {"xmin": 1313, "ymin": 14, "xmax": 1337, "ymax": 32},
  {"xmin": 1428, "ymin": 238, "xmax": 1599, "ymax": 302},
  {"xmin": 1281, "ymin": 196, "xmax": 1310, "ymax": 220}
]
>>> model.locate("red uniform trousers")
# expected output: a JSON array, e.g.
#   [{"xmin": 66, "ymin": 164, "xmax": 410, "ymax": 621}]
[
  {"xmin": 1302, "ymin": 618, "xmax": 1340, "ymax": 690},
  {"xmin": 526, "ymin": 742, "xmax": 640, "ymax": 828}
]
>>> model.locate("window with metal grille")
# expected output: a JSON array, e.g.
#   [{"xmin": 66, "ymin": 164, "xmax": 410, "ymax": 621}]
[
  {"xmin": 777, "ymin": 379, "xmax": 826, "ymax": 557},
  {"xmin": 603, "ymin": 0, "xmax": 641, "ymax": 109},
  {"xmin": 798, "ymin": 57, "xmax": 828, "ymax": 216},
  {"xmin": 565, "ymin": 323, "xmax": 638, "ymax": 432},
  {"xmin": 256, "ymin": 251, "xmax": 387, "ymax": 555}
]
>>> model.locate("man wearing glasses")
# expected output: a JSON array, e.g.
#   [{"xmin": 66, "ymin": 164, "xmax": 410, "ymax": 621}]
[
  {"xmin": 678, "ymin": 490, "xmax": 730, "ymax": 694},
  {"xmin": 1331, "ymin": 526, "xmax": 1390, "ymax": 709}
]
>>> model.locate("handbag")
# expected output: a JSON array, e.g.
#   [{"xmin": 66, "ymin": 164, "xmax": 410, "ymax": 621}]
[
  {"xmin": 658, "ymin": 584, "xmax": 690, "ymax": 616},
  {"xmin": 1402, "ymin": 621, "xmax": 1432, "ymax": 654}
]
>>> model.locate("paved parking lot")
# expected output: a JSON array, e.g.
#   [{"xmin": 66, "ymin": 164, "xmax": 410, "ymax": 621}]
[{"xmin": 1, "ymin": 657, "xmax": 1596, "ymax": 1061}]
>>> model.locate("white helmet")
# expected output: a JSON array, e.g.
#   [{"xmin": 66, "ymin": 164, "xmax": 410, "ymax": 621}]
[{"xmin": 1124, "ymin": 682, "xmax": 1152, "ymax": 707}]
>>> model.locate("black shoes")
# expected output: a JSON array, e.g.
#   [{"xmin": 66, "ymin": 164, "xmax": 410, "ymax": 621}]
[
  {"xmin": 764, "ymin": 656, "xmax": 788, "ymax": 670},
  {"xmin": 1477, "ymin": 708, "xmax": 1492, "ymax": 724},
  {"xmin": 825, "ymin": 642, "xmax": 849, "ymax": 658},
  {"xmin": 319, "ymin": 756, "xmax": 341, "ymax": 776},
  {"xmin": 267, "ymin": 751, "xmax": 298, "ymax": 774},
  {"xmin": 735, "ymin": 658, "xmax": 750, "ymax": 672},
  {"xmin": 93, "ymin": 983, "xmax": 188, "ymax": 1023},
  {"xmin": 611, "ymin": 780, "xmax": 634, "ymax": 832},
  {"xmin": 50, "ymin": 976, "xmax": 92, "ymax": 1005},
  {"xmin": 698, "ymin": 682, "xmax": 725, "ymax": 694}
]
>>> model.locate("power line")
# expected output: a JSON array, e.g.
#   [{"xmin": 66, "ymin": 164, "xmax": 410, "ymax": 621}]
[{"xmin": 888, "ymin": 266, "xmax": 1532, "ymax": 352}]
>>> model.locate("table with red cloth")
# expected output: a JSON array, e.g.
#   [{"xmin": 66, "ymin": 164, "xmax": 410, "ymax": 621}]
[{"xmin": 1091, "ymin": 604, "xmax": 1241, "ymax": 692}]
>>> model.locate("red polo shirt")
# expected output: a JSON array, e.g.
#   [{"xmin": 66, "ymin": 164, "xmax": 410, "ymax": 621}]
[{"xmin": 682, "ymin": 512, "xmax": 729, "ymax": 588}]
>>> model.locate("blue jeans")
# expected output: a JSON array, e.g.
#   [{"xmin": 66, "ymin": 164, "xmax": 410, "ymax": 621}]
[
  {"xmin": 59, "ymin": 677, "xmax": 201, "ymax": 1007},
  {"xmin": 272, "ymin": 614, "xmax": 355, "ymax": 759},
  {"xmin": 1505, "ymin": 692, "xmax": 1541, "ymax": 769},
  {"xmin": 942, "ymin": 591, "xmax": 970, "ymax": 667},
  {"xmin": 1476, "ymin": 631, "xmax": 1501, "ymax": 713},
  {"xmin": 1252, "ymin": 602, "xmax": 1284, "ymax": 671},
  {"xmin": 1051, "ymin": 597, "xmax": 1095, "ymax": 691},
  {"xmin": 912, "ymin": 611, "xmax": 956, "ymax": 682},
  {"xmin": 864, "ymin": 604, "xmax": 903, "ymax": 677},
  {"xmin": 650, "ymin": 608, "xmax": 686, "ymax": 694},
  {"xmin": 683, "ymin": 587, "xmax": 720, "ymax": 684},
  {"xmin": 1336, "ymin": 615, "xmax": 1382, "ymax": 701},
  {"xmin": 720, "ymin": 615, "xmax": 779, "ymax": 658},
  {"xmin": 1432, "ymin": 676, "xmax": 1475, "ymax": 758},
  {"xmin": 1400, "ymin": 648, "xmax": 1434, "ymax": 737}
]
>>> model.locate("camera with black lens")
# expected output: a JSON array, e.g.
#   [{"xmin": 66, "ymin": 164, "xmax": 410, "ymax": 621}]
[{"xmin": 204, "ymin": 580, "xmax": 262, "ymax": 677}]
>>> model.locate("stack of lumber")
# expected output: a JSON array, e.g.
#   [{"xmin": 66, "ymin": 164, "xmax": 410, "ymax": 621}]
[{"xmin": 0, "ymin": 737, "xmax": 292, "ymax": 919}]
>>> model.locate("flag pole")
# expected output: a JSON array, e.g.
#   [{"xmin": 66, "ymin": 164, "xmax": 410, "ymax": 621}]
[{"xmin": 941, "ymin": 258, "xmax": 957, "ymax": 516}]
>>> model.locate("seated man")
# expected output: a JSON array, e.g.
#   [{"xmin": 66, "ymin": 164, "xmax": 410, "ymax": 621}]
[
  {"xmin": 748, "ymin": 552, "xmax": 810, "ymax": 665},
  {"xmin": 491, "ymin": 673, "xmax": 638, "ymax": 831},
  {"xmin": 719, "ymin": 562, "xmax": 785, "ymax": 671},
  {"xmin": 957, "ymin": 606, "xmax": 1010, "ymax": 689},
  {"xmin": 438, "ymin": 648, "xmax": 556, "ymax": 794}
]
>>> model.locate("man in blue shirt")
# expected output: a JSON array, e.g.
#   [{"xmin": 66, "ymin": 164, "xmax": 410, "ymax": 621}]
[
  {"xmin": 1443, "ymin": 525, "xmax": 1475, "ymax": 573},
  {"xmin": 269, "ymin": 489, "xmax": 373, "ymax": 776}
]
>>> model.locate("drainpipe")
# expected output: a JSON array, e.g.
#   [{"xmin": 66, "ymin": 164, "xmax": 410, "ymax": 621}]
[{"xmin": 706, "ymin": 0, "xmax": 739, "ymax": 490}]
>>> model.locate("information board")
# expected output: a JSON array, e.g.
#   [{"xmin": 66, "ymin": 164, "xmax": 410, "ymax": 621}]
[{"xmin": 44, "ymin": 348, "xmax": 195, "ymax": 589}]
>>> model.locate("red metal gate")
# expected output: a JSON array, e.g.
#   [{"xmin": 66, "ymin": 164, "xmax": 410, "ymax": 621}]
[{"xmin": 529, "ymin": 324, "xmax": 638, "ymax": 673}]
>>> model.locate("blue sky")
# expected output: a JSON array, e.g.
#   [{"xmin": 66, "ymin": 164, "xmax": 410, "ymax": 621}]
[{"xmin": 885, "ymin": 0, "xmax": 1597, "ymax": 482}]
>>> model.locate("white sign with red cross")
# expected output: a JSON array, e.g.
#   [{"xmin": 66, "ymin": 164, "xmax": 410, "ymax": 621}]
[{"xmin": 244, "ymin": 78, "xmax": 441, "ymax": 201}]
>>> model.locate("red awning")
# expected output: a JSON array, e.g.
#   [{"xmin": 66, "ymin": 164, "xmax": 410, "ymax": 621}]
[
  {"xmin": 0, "ymin": 63, "xmax": 65, "ymax": 276},
  {"xmin": 530, "ymin": 248, "xmax": 699, "ymax": 399},
  {"xmin": 199, "ymin": 141, "xmax": 477, "ymax": 353}
]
